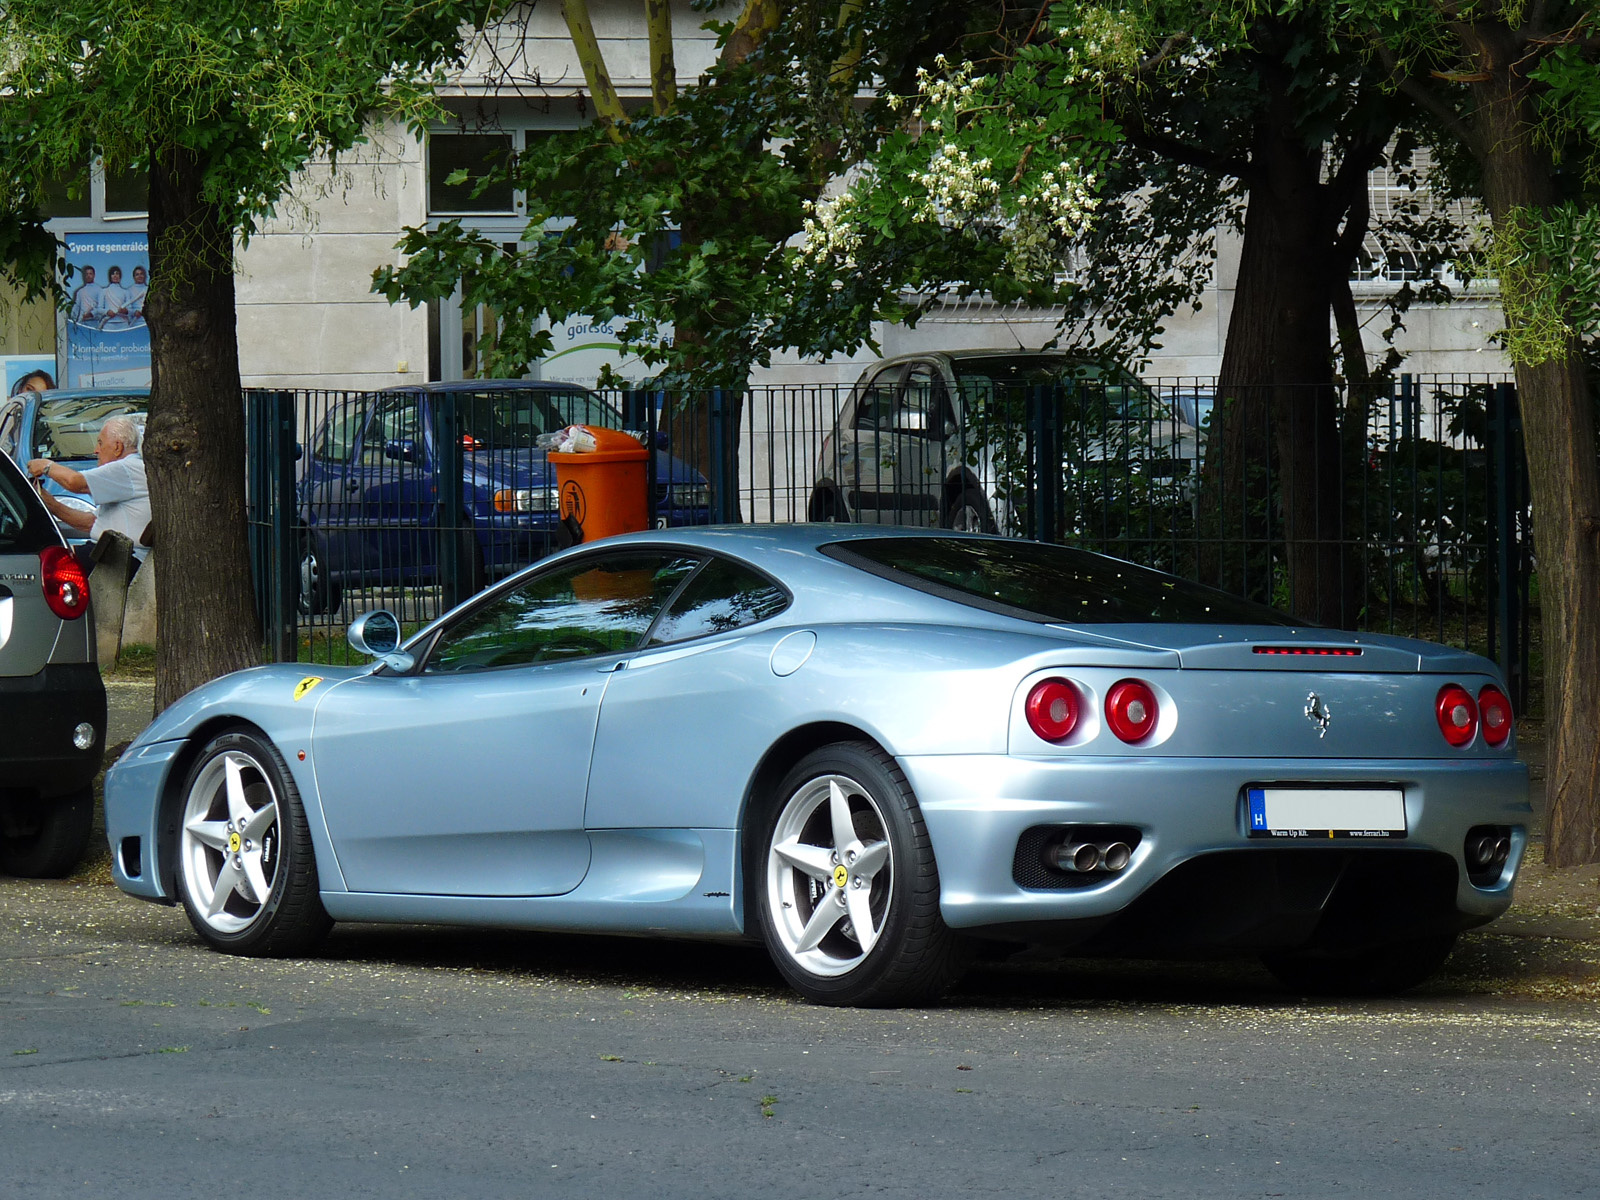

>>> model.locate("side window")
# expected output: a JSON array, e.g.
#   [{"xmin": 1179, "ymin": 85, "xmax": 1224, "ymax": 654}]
[
  {"xmin": 425, "ymin": 552, "xmax": 701, "ymax": 673},
  {"xmin": 648, "ymin": 558, "xmax": 790, "ymax": 646},
  {"xmin": 898, "ymin": 365, "xmax": 953, "ymax": 438},
  {"xmin": 314, "ymin": 403, "xmax": 365, "ymax": 464},
  {"xmin": 853, "ymin": 366, "xmax": 903, "ymax": 431},
  {"xmin": 359, "ymin": 395, "xmax": 423, "ymax": 466}
]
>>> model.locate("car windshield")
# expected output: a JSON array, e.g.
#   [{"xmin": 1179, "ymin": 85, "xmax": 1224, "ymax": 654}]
[
  {"xmin": 456, "ymin": 389, "xmax": 621, "ymax": 450},
  {"xmin": 951, "ymin": 357, "xmax": 1164, "ymax": 422},
  {"xmin": 33, "ymin": 394, "xmax": 147, "ymax": 460},
  {"xmin": 826, "ymin": 536, "xmax": 1299, "ymax": 626}
]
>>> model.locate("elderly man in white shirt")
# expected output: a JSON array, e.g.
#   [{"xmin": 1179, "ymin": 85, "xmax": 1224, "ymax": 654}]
[{"xmin": 27, "ymin": 415, "xmax": 151, "ymax": 578}]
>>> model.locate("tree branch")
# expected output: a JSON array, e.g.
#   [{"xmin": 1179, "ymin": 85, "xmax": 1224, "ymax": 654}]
[
  {"xmin": 645, "ymin": 0, "xmax": 677, "ymax": 115},
  {"xmin": 1123, "ymin": 125, "xmax": 1250, "ymax": 182},
  {"xmin": 1378, "ymin": 46, "xmax": 1479, "ymax": 154},
  {"xmin": 1137, "ymin": 33, "xmax": 1191, "ymax": 76},
  {"xmin": 561, "ymin": 0, "xmax": 628, "ymax": 137},
  {"xmin": 722, "ymin": 0, "xmax": 782, "ymax": 69}
]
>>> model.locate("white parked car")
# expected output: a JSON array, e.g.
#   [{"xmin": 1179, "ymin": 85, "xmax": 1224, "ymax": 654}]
[{"xmin": 809, "ymin": 351, "xmax": 1198, "ymax": 534}]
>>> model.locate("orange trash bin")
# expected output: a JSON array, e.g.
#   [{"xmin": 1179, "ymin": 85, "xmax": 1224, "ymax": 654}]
[{"xmin": 546, "ymin": 425, "xmax": 651, "ymax": 544}]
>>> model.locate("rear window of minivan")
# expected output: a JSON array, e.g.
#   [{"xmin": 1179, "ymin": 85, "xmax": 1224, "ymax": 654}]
[{"xmin": 0, "ymin": 457, "xmax": 55, "ymax": 553}]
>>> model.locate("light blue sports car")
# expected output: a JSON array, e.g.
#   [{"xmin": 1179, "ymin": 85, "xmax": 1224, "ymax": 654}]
[{"xmin": 104, "ymin": 527, "xmax": 1529, "ymax": 1005}]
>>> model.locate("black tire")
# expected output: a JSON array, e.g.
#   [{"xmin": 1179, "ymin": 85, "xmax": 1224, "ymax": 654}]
[
  {"xmin": 807, "ymin": 486, "xmax": 850, "ymax": 523},
  {"xmin": 1261, "ymin": 932, "xmax": 1458, "ymax": 997},
  {"xmin": 173, "ymin": 730, "xmax": 332, "ymax": 956},
  {"xmin": 297, "ymin": 532, "xmax": 343, "ymax": 617},
  {"xmin": 942, "ymin": 486, "xmax": 995, "ymax": 533},
  {"xmin": 0, "ymin": 788, "xmax": 94, "ymax": 878},
  {"xmin": 755, "ymin": 741, "xmax": 968, "ymax": 1006}
]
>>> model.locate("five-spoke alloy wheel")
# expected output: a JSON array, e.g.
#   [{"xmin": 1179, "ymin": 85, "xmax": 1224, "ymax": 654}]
[
  {"xmin": 175, "ymin": 730, "xmax": 331, "ymax": 955},
  {"xmin": 757, "ymin": 742, "xmax": 966, "ymax": 1006}
]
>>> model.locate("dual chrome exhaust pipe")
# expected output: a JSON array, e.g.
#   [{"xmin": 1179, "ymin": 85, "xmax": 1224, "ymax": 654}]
[{"xmin": 1049, "ymin": 840, "xmax": 1133, "ymax": 874}]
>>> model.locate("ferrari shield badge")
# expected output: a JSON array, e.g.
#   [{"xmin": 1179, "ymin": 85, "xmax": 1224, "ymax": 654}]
[{"xmin": 293, "ymin": 676, "xmax": 324, "ymax": 703}]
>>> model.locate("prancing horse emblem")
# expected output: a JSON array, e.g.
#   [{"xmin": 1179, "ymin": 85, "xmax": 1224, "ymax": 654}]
[{"xmin": 1304, "ymin": 692, "xmax": 1332, "ymax": 738}]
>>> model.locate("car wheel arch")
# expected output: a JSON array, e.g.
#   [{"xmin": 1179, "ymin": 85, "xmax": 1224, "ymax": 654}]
[{"xmin": 735, "ymin": 721, "xmax": 894, "ymax": 928}]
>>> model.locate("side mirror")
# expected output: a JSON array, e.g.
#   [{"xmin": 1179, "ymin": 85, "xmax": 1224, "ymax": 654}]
[
  {"xmin": 654, "ymin": 430, "xmax": 669, "ymax": 451},
  {"xmin": 347, "ymin": 609, "xmax": 415, "ymax": 672},
  {"xmin": 384, "ymin": 438, "xmax": 419, "ymax": 463}
]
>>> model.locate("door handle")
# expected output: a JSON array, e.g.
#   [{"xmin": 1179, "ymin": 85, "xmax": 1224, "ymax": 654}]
[{"xmin": 345, "ymin": 480, "xmax": 361, "ymax": 493}]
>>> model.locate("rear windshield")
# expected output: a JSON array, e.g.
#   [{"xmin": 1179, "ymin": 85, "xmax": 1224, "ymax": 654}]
[
  {"xmin": 32, "ymin": 393, "xmax": 147, "ymax": 460},
  {"xmin": 0, "ymin": 457, "xmax": 54, "ymax": 553},
  {"xmin": 825, "ymin": 536, "xmax": 1299, "ymax": 626}
]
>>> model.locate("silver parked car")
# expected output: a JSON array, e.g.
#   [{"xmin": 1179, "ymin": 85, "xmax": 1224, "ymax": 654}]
[
  {"xmin": 0, "ymin": 452, "xmax": 106, "ymax": 876},
  {"xmin": 104, "ymin": 526, "xmax": 1525, "ymax": 1005},
  {"xmin": 810, "ymin": 351, "xmax": 1199, "ymax": 533}
]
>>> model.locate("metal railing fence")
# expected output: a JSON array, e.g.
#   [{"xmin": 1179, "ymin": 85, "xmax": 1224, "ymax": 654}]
[{"xmin": 246, "ymin": 373, "xmax": 1531, "ymax": 710}]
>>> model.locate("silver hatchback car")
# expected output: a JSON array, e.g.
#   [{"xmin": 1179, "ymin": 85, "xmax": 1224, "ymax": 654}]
[
  {"xmin": 0, "ymin": 452, "xmax": 106, "ymax": 876},
  {"xmin": 809, "ymin": 351, "xmax": 1198, "ymax": 534}
]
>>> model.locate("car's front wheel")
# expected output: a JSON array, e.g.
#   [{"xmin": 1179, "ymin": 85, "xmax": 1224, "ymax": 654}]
[
  {"xmin": 175, "ymin": 730, "xmax": 332, "ymax": 956},
  {"xmin": 297, "ymin": 532, "xmax": 343, "ymax": 617},
  {"xmin": 756, "ymin": 742, "xmax": 967, "ymax": 1006},
  {"xmin": 942, "ymin": 486, "xmax": 995, "ymax": 533},
  {"xmin": 1261, "ymin": 932, "xmax": 1458, "ymax": 997},
  {"xmin": 0, "ymin": 788, "xmax": 94, "ymax": 878}
]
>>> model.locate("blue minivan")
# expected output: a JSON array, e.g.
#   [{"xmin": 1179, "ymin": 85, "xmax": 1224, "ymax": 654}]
[{"xmin": 297, "ymin": 381, "xmax": 711, "ymax": 614}]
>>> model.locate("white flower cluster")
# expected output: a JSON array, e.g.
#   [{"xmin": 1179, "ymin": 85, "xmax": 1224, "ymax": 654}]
[
  {"xmin": 1055, "ymin": 6, "xmax": 1144, "ymax": 86},
  {"xmin": 799, "ymin": 191, "xmax": 866, "ymax": 269},
  {"xmin": 798, "ymin": 55, "xmax": 1103, "ymax": 284}
]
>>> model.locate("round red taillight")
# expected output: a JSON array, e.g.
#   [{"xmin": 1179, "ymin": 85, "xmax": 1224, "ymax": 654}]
[
  {"xmin": 1025, "ymin": 678, "xmax": 1082, "ymax": 742},
  {"xmin": 1106, "ymin": 679, "xmax": 1158, "ymax": 743},
  {"xmin": 1435, "ymin": 684, "xmax": 1478, "ymax": 747},
  {"xmin": 1478, "ymin": 685, "xmax": 1513, "ymax": 747},
  {"xmin": 39, "ymin": 546, "xmax": 90, "ymax": 620}
]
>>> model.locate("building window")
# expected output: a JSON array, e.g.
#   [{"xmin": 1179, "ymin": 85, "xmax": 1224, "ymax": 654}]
[{"xmin": 428, "ymin": 134, "xmax": 516, "ymax": 215}]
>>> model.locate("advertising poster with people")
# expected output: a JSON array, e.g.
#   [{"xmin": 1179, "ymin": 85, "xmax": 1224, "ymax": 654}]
[
  {"xmin": 3, "ymin": 354, "xmax": 59, "ymax": 397},
  {"xmin": 62, "ymin": 233, "xmax": 151, "ymax": 388}
]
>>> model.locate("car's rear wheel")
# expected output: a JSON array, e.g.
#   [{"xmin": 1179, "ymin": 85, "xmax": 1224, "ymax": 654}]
[
  {"xmin": 175, "ymin": 730, "xmax": 331, "ymax": 956},
  {"xmin": 1261, "ymin": 932, "xmax": 1458, "ymax": 997},
  {"xmin": 757, "ymin": 742, "xmax": 967, "ymax": 1006},
  {"xmin": 0, "ymin": 788, "xmax": 94, "ymax": 878}
]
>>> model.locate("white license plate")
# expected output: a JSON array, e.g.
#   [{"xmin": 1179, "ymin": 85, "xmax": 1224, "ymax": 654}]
[{"xmin": 1246, "ymin": 787, "xmax": 1406, "ymax": 839}]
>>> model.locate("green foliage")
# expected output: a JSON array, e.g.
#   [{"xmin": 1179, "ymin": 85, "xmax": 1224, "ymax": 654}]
[
  {"xmin": 1485, "ymin": 204, "xmax": 1600, "ymax": 366},
  {"xmin": 0, "ymin": 0, "xmax": 498, "ymax": 292},
  {"xmin": 378, "ymin": 2, "xmax": 963, "ymax": 387}
]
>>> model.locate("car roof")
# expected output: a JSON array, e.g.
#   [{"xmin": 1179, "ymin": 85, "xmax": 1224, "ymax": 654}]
[{"xmin": 379, "ymin": 380, "xmax": 601, "ymax": 396}]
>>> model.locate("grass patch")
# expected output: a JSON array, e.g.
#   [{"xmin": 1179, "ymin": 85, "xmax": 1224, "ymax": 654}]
[{"xmin": 103, "ymin": 641, "xmax": 156, "ymax": 679}]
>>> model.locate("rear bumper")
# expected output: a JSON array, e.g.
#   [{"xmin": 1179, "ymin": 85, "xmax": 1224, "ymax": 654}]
[
  {"xmin": 903, "ymin": 754, "xmax": 1530, "ymax": 945},
  {"xmin": 0, "ymin": 662, "xmax": 106, "ymax": 796}
]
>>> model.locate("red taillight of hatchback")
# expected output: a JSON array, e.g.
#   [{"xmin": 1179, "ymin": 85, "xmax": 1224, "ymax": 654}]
[
  {"xmin": 1478, "ymin": 686, "xmax": 1513, "ymax": 747},
  {"xmin": 1025, "ymin": 678, "xmax": 1082, "ymax": 742},
  {"xmin": 39, "ymin": 546, "xmax": 90, "ymax": 620},
  {"xmin": 1435, "ymin": 684, "xmax": 1478, "ymax": 747},
  {"xmin": 1106, "ymin": 679, "xmax": 1159, "ymax": 743}
]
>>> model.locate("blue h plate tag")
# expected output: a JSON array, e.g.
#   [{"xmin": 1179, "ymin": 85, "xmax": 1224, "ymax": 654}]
[{"xmin": 1246, "ymin": 786, "xmax": 1406, "ymax": 839}]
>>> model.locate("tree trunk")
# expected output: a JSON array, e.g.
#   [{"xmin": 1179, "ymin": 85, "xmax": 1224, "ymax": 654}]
[
  {"xmin": 1465, "ymin": 42, "xmax": 1600, "ymax": 865},
  {"xmin": 1204, "ymin": 65, "xmax": 1348, "ymax": 625},
  {"xmin": 144, "ymin": 144, "xmax": 261, "ymax": 713}
]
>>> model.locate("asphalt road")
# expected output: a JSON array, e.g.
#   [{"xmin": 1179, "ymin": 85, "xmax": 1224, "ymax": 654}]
[
  {"xmin": 3, "ymin": 874, "xmax": 1598, "ymax": 1200},
  {"xmin": 5, "ymin": 679, "xmax": 1595, "ymax": 1198}
]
